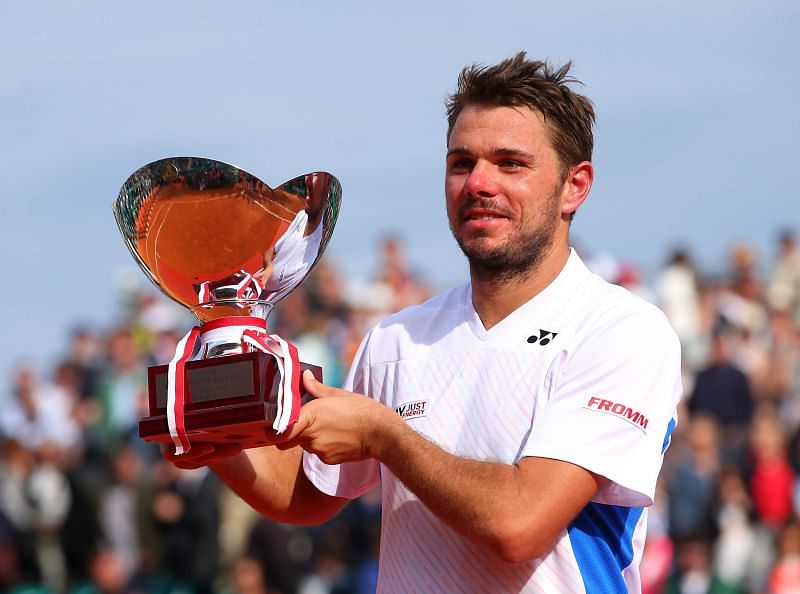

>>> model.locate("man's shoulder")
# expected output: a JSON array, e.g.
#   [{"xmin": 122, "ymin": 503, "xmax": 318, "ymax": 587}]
[
  {"xmin": 361, "ymin": 284, "xmax": 469, "ymax": 360},
  {"xmin": 575, "ymin": 272, "xmax": 679, "ymax": 347},
  {"xmin": 594, "ymin": 275, "xmax": 666, "ymax": 318},
  {"xmin": 375, "ymin": 283, "xmax": 468, "ymax": 332}
]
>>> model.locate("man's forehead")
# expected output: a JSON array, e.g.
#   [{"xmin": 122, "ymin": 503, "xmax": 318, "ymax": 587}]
[
  {"xmin": 447, "ymin": 105, "xmax": 550, "ymax": 152},
  {"xmin": 453, "ymin": 103, "xmax": 546, "ymax": 126}
]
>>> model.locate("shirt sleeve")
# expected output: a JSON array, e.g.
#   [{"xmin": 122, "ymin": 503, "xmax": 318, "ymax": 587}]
[
  {"xmin": 522, "ymin": 307, "xmax": 682, "ymax": 507},
  {"xmin": 303, "ymin": 329, "xmax": 381, "ymax": 499}
]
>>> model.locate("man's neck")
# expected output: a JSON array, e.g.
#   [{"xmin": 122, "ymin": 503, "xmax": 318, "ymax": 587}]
[{"xmin": 470, "ymin": 243, "xmax": 570, "ymax": 331}]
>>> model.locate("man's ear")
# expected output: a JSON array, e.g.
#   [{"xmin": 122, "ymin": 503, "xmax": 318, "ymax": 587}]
[{"xmin": 561, "ymin": 161, "xmax": 593, "ymax": 217}]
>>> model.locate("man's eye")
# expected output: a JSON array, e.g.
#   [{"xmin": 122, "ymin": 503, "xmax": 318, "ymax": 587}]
[
  {"xmin": 449, "ymin": 158, "xmax": 472, "ymax": 171},
  {"xmin": 500, "ymin": 159, "xmax": 523, "ymax": 169}
]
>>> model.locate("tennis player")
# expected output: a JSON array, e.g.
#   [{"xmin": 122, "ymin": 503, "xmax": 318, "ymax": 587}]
[{"xmin": 169, "ymin": 52, "xmax": 682, "ymax": 594}]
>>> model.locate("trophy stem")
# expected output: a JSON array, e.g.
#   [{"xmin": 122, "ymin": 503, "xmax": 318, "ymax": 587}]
[{"xmin": 194, "ymin": 316, "xmax": 268, "ymax": 359}]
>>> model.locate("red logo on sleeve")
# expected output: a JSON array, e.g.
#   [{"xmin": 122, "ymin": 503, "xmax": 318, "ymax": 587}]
[{"xmin": 584, "ymin": 396, "xmax": 649, "ymax": 433}]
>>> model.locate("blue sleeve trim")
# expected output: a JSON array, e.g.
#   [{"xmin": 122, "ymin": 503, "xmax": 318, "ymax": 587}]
[
  {"xmin": 662, "ymin": 417, "xmax": 677, "ymax": 454},
  {"xmin": 568, "ymin": 503, "xmax": 643, "ymax": 594}
]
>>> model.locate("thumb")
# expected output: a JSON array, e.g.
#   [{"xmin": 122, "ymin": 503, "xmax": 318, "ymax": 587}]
[
  {"xmin": 273, "ymin": 413, "xmax": 310, "ymax": 448},
  {"xmin": 302, "ymin": 369, "xmax": 336, "ymax": 399}
]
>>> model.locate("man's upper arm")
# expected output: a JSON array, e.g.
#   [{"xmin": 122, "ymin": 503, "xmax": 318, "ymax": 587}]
[
  {"xmin": 508, "ymin": 456, "xmax": 606, "ymax": 558},
  {"xmin": 523, "ymin": 306, "xmax": 682, "ymax": 507}
]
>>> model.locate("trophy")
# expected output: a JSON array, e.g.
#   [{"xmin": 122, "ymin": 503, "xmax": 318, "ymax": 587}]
[{"xmin": 113, "ymin": 157, "xmax": 341, "ymax": 454}]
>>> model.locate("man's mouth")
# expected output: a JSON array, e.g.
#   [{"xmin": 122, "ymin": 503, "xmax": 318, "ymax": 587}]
[{"xmin": 461, "ymin": 208, "xmax": 509, "ymax": 222}]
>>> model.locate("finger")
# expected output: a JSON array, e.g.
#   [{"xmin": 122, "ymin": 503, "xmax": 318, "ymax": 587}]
[
  {"xmin": 163, "ymin": 442, "xmax": 240, "ymax": 469},
  {"xmin": 173, "ymin": 458, "xmax": 209, "ymax": 470},
  {"xmin": 302, "ymin": 369, "xmax": 345, "ymax": 399},
  {"xmin": 208, "ymin": 443, "xmax": 242, "ymax": 458},
  {"xmin": 302, "ymin": 369, "xmax": 325, "ymax": 398},
  {"xmin": 272, "ymin": 414, "xmax": 310, "ymax": 444},
  {"xmin": 181, "ymin": 445, "xmax": 242, "ymax": 469},
  {"xmin": 162, "ymin": 442, "xmax": 214, "ymax": 462},
  {"xmin": 274, "ymin": 437, "xmax": 305, "ymax": 451},
  {"xmin": 172, "ymin": 451, "xmax": 213, "ymax": 469}
]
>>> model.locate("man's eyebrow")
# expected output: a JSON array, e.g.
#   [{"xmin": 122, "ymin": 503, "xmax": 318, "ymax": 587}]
[
  {"xmin": 491, "ymin": 147, "xmax": 536, "ymax": 161},
  {"xmin": 446, "ymin": 147, "xmax": 471, "ymax": 158},
  {"xmin": 445, "ymin": 146, "xmax": 536, "ymax": 161}
]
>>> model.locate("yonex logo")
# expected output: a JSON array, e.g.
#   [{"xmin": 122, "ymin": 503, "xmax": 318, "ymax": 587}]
[
  {"xmin": 394, "ymin": 400, "xmax": 429, "ymax": 421},
  {"xmin": 527, "ymin": 330, "xmax": 558, "ymax": 346},
  {"xmin": 584, "ymin": 396, "xmax": 649, "ymax": 433}
]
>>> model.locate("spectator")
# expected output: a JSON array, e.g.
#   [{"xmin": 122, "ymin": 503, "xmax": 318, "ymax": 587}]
[
  {"xmin": 769, "ymin": 520, "xmax": 800, "ymax": 594},
  {"xmin": 68, "ymin": 548, "xmax": 144, "ymax": 594},
  {"xmin": 640, "ymin": 482, "xmax": 674, "ymax": 594},
  {"xmin": 220, "ymin": 556, "xmax": 279, "ymax": 594},
  {"xmin": 372, "ymin": 234, "xmax": 431, "ymax": 314},
  {"xmin": 664, "ymin": 536, "xmax": 740, "ymax": 594},
  {"xmin": 64, "ymin": 327, "xmax": 103, "ymax": 401},
  {"xmin": 748, "ymin": 409, "xmax": 795, "ymax": 531},
  {"xmin": 0, "ymin": 438, "xmax": 71, "ymax": 591},
  {"xmin": 96, "ymin": 444, "xmax": 148, "ymax": 586},
  {"xmin": 712, "ymin": 465, "xmax": 774, "ymax": 592},
  {"xmin": 657, "ymin": 249, "xmax": 702, "ymax": 351},
  {"xmin": 143, "ymin": 464, "xmax": 221, "ymax": 594},
  {"xmin": 718, "ymin": 242, "xmax": 768, "ymax": 337},
  {"xmin": 666, "ymin": 415, "xmax": 720, "ymax": 541},
  {"xmin": 0, "ymin": 364, "xmax": 82, "ymax": 454},
  {"xmin": 767, "ymin": 230, "xmax": 800, "ymax": 324},
  {"xmin": 688, "ymin": 330, "xmax": 755, "ymax": 451},
  {"xmin": 94, "ymin": 328, "xmax": 148, "ymax": 449}
]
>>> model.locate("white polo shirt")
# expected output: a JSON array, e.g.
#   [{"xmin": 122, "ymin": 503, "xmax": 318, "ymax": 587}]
[{"xmin": 304, "ymin": 249, "xmax": 682, "ymax": 594}]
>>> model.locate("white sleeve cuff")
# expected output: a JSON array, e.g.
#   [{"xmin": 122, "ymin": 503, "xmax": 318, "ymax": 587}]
[{"xmin": 302, "ymin": 451, "xmax": 380, "ymax": 499}]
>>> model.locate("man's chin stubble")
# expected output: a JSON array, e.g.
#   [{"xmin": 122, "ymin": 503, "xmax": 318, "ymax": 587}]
[{"xmin": 455, "ymin": 233, "xmax": 553, "ymax": 284}]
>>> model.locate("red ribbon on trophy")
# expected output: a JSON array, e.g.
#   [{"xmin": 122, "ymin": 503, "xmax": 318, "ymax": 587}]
[{"xmin": 165, "ymin": 318, "xmax": 302, "ymax": 455}]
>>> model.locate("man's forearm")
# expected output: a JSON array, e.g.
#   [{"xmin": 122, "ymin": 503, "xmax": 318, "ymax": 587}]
[
  {"xmin": 283, "ymin": 373, "xmax": 601, "ymax": 561},
  {"xmin": 372, "ymin": 411, "xmax": 599, "ymax": 562},
  {"xmin": 373, "ymin": 415, "xmax": 529, "ymax": 557},
  {"xmin": 210, "ymin": 444, "xmax": 345, "ymax": 525}
]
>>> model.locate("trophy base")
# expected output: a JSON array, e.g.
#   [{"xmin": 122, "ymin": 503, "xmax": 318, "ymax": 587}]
[{"xmin": 139, "ymin": 351, "xmax": 320, "ymax": 451}]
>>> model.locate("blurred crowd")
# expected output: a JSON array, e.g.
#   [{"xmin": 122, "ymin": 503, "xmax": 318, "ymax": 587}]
[
  {"xmin": 2, "ymin": 231, "xmax": 800, "ymax": 594},
  {"xmin": 0, "ymin": 236, "xmax": 428, "ymax": 594}
]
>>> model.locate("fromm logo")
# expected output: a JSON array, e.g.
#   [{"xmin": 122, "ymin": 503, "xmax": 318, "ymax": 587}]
[{"xmin": 584, "ymin": 396, "xmax": 649, "ymax": 433}]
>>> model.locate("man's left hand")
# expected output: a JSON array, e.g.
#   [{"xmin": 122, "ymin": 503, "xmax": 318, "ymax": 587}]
[{"xmin": 274, "ymin": 370, "xmax": 402, "ymax": 465}]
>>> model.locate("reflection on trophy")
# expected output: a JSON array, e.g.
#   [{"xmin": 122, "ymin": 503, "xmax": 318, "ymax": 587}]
[{"xmin": 113, "ymin": 158, "xmax": 341, "ymax": 454}]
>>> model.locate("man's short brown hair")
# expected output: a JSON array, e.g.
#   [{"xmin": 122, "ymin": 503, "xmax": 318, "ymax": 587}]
[{"xmin": 446, "ymin": 52, "xmax": 595, "ymax": 175}]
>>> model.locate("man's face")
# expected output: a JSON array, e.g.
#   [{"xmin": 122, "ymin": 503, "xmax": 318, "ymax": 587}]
[{"xmin": 445, "ymin": 104, "xmax": 568, "ymax": 279}]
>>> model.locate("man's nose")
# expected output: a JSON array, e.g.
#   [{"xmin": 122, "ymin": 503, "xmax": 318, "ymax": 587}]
[{"xmin": 464, "ymin": 161, "xmax": 498, "ymax": 197}]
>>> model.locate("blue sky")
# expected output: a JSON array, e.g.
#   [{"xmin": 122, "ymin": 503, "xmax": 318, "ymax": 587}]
[{"xmin": 1, "ymin": 0, "xmax": 797, "ymax": 378}]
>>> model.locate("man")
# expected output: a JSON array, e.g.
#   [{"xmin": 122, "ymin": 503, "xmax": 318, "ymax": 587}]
[
  {"xmin": 168, "ymin": 52, "xmax": 682, "ymax": 593},
  {"xmin": 767, "ymin": 229, "xmax": 800, "ymax": 324}
]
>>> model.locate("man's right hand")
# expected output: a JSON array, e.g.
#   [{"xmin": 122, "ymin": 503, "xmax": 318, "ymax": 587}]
[
  {"xmin": 161, "ymin": 442, "xmax": 242, "ymax": 470},
  {"xmin": 161, "ymin": 439, "xmax": 348, "ymax": 525}
]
